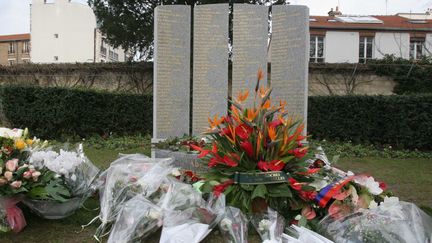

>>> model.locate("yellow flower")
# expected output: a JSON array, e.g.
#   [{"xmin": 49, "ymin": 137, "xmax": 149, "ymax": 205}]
[
  {"xmin": 25, "ymin": 139, "xmax": 33, "ymax": 146},
  {"xmin": 268, "ymin": 126, "xmax": 277, "ymax": 141},
  {"xmin": 14, "ymin": 139, "xmax": 26, "ymax": 150}
]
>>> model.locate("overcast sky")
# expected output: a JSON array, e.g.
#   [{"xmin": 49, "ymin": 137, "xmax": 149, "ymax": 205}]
[{"xmin": 0, "ymin": 0, "xmax": 430, "ymax": 35}]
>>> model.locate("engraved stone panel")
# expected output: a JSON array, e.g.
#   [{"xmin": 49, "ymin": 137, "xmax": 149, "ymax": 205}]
[
  {"xmin": 192, "ymin": 4, "xmax": 229, "ymax": 135},
  {"xmin": 153, "ymin": 6, "xmax": 191, "ymax": 141},
  {"xmin": 232, "ymin": 4, "xmax": 269, "ymax": 106},
  {"xmin": 271, "ymin": 5, "xmax": 309, "ymax": 131}
]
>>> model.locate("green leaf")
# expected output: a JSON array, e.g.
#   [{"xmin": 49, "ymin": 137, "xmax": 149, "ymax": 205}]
[
  {"xmin": 45, "ymin": 181, "xmax": 71, "ymax": 202},
  {"xmin": 240, "ymin": 184, "xmax": 254, "ymax": 191},
  {"xmin": 298, "ymin": 216, "xmax": 307, "ymax": 227},
  {"xmin": 280, "ymin": 155, "xmax": 295, "ymax": 163},
  {"xmin": 28, "ymin": 186, "xmax": 50, "ymax": 200},
  {"xmin": 267, "ymin": 184, "xmax": 292, "ymax": 198},
  {"xmin": 251, "ymin": 184, "xmax": 267, "ymax": 199}
]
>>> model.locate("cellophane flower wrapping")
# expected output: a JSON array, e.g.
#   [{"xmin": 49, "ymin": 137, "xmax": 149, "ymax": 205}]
[
  {"xmin": 282, "ymin": 225, "xmax": 334, "ymax": 243},
  {"xmin": 159, "ymin": 184, "xmax": 224, "ymax": 243},
  {"xmin": 219, "ymin": 206, "xmax": 249, "ymax": 243},
  {"xmin": 319, "ymin": 198, "xmax": 432, "ymax": 243},
  {"xmin": 0, "ymin": 196, "xmax": 26, "ymax": 233},
  {"xmin": 107, "ymin": 195, "xmax": 163, "ymax": 243},
  {"xmin": 23, "ymin": 144, "xmax": 100, "ymax": 219},
  {"xmin": 95, "ymin": 154, "xmax": 174, "ymax": 238},
  {"xmin": 251, "ymin": 207, "xmax": 285, "ymax": 243}
]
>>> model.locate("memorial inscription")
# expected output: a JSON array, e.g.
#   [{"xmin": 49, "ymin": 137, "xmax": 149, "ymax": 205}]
[
  {"xmin": 270, "ymin": 5, "xmax": 309, "ymax": 131},
  {"xmin": 232, "ymin": 4, "xmax": 269, "ymax": 107},
  {"xmin": 153, "ymin": 6, "xmax": 191, "ymax": 141},
  {"xmin": 192, "ymin": 4, "xmax": 229, "ymax": 135}
]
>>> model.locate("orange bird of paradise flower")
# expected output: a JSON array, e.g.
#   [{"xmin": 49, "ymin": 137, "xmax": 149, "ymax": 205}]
[{"xmin": 208, "ymin": 114, "xmax": 224, "ymax": 130}]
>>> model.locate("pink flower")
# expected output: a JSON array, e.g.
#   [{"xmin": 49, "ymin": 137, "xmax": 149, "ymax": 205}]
[
  {"xmin": 5, "ymin": 159, "xmax": 18, "ymax": 172},
  {"xmin": 301, "ymin": 206, "xmax": 316, "ymax": 220},
  {"xmin": 23, "ymin": 171, "xmax": 32, "ymax": 179},
  {"xmin": 32, "ymin": 171, "xmax": 41, "ymax": 181},
  {"xmin": 4, "ymin": 171, "xmax": 13, "ymax": 181},
  {"xmin": 0, "ymin": 177, "xmax": 7, "ymax": 186},
  {"xmin": 10, "ymin": 180, "xmax": 22, "ymax": 189}
]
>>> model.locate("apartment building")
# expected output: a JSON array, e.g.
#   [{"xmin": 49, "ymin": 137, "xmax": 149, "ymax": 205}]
[
  {"xmin": 309, "ymin": 11, "xmax": 432, "ymax": 63},
  {"xmin": 0, "ymin": 34, "xmax": 31, "ymax": 66}
]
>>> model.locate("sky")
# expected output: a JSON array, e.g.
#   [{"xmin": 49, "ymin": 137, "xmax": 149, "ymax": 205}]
[{"xmin": 0, "ymin": 0, "xmax": 431, "ymax": 35}]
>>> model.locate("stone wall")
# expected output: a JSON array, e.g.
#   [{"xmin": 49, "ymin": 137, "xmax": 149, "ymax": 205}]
[{"xmin": 0, "ymin": 62, "xmax": 396, "ymax": 95}]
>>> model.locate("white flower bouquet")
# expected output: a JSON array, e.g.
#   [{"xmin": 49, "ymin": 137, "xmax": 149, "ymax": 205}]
[
  {"xmin": 219, "ymin": 206, "xmax": 249, "ymax": 243},
  {"xmin": 107, "ymin": 195, "xmax": 163, "ymax": 243},
  {"xmin": 251, "ymin": 207, "xmax": 285, "ymax": 243}
]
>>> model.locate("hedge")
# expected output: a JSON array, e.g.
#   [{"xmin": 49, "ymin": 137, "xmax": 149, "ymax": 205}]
[
  {"xmin": 0, "ymin": 86, "xmax": 152, "ymax": 139},
  {"xmin": 308, "ymin": 95, "xmax": 432, "ymax": 150}
]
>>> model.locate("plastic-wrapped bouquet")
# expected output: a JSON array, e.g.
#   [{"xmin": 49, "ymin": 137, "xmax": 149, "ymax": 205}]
[
  {"xmin": 319, "ymin": 197, "xmax": 432, "ymax": 243},
  {"xmin": 95, "ymin": 154, "xmax": 174, "ymax": 239},
  {"xmin": 251, "ymin": 207, "xmax": 285, "ymax": 243},
  {"xmin": 23, "ymin": 144, "xmax": 100, "ymax": 219},
  {"xmin": 108, "ymin": 195, "xmax": 163, "ymax": 243},
  {"xmin": 219, "ymin": 206, "xmax": 249, "ymax": 243}
]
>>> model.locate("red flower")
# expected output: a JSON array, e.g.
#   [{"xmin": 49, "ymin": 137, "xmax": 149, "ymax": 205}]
[
  {"xmin": 268, "ymin": 160, "xmax": 285, "ymax": 171},
  {"xmin": 289, "ymin": 178, "xmax": 302, "ymax": 191},
  {"xmin": 208, "ymin": 157, "xmax": 219, "ymax": 168},
  {"xmin": 257, "ymin": 161, "xmax": 269, "ymax": 171},
  {"xmin": 379, "ymin": 182, "xmax": 387, "ymax": 191},
  {"xmin": 301, "ymin": 206, "xmax": 316, "ymax": 220},
  {"xmin": 296, "ymin": 168, "xmax": 321, "ymax": 176},
  {"xmin": 299, "ymin": 190, "xmax": 317, "ymax": 201},
  {"xmin": 236, "ymin": 124, "xmax": 253, "ymax": 140},
  {"xmin": 268, "ymin": 119, "xmax": 282, "ymax": 128},
  {"xmin": 288, "ymin": 148, "xmax": 308, "ymax": 159},
  {"xmin": 190, "ymin": 144, "xmax": 210, "ymax": 158},
  {"xmin": 222, "ymin": 155, "xmax": 238, "ymax": 167},
  {"xmin": 213, "ymin": 179, "xmax": 234, "ymax": 197},
  {"xmin": 240, "ymin": 141, "xmax": 254, "ymax": 158},
  {"xmin": 257, "ymin": 160, "xmax": 284, "ymax": 171}
]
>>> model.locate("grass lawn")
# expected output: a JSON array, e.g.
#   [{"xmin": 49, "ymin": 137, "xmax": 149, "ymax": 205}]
[{"xmin": 1, "ymin": 146, "xmax": 431, "ymax": 242}]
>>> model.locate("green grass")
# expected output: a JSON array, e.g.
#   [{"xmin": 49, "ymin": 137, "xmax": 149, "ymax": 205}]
[{"xmin": 2, "ymin": 146, "xmax": 431, "ymax": 242}]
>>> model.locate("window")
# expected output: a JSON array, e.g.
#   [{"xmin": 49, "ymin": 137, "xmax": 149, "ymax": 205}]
[
  {"xmin": 310, "ymin": 36, "xmax": 324, "ymax": 63},
  {"xmin": 8, "ymin": 42, "xmax": 15, "ymax": 54},
  {"xmin": 54, "ymin": 33, "xmax": 59, "ymax": 38},
  {"xmin": 22, "ymin": 59, "xmax": 30, "ymax": 64},
  {"xmin": 109, "ymin": 50, "xmax": 114, "ymax": 59},
  {"xmin": 359, "ymin": 37, "xmax": 374, "ymax": 63},
  {"xmin": 8, "ymin": 59, "xmax": 15, "ymax": 65},
  {"xmin": 54, "ymin": 56, "xmax": 58, "ymax": 61},
  {"xmin": 410, "ymin": 41, "xmax": 424, "ymax": 60},
  {"xmin": 23, "ymin": 41, "xmax": 30, "ymax": 53},
  {"xmin": 113, "ymin": 53, "xmax": 119, "ymax": 61}
]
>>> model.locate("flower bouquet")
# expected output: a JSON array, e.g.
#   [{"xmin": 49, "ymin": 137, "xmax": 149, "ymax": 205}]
[
  {"xmin": 23, "ymin": 144, "xmax": 100, "ymax": 219},
  {"xmin": 191, "ymin": 70, "xmax": 400, "ymax": 230},
  {"xmin": 95, "ymin": 154, "xmax": 175, "ymax": 239},
  {"xmin": 0, "ymin": 128, "xmax": 40, "ymax": 232},
  {"xmin": 251, "ymin": 207, "xmax": 285, "ymax": 243},
  {"xmin": 219, "ymin": 206, "xmax": 249, "ymax": 243},
  {"xmin": 107, "ymin": 195, "xmax": 163, "ymax": 243}
]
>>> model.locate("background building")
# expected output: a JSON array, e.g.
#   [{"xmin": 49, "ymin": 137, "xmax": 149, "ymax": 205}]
[
  {"xmin": 309, "ymin": 10, "xmax": 432, "ymax": 63},
  {"xmin": 30, "ymin": 0, "xmax": 126, "ymax": 63},
  {"xmin": 0, "ymin": 34, "xmax": 31, "ymax": 65}
]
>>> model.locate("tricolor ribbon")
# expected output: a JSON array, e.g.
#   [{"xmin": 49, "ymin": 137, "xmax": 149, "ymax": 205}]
[{"xmin": 315, "ymin": 176, "xmax": 354, "ymax": 208}]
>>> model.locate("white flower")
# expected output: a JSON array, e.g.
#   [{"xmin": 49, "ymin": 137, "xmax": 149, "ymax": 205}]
[
  {"xmin": 148, "ymin": 210, "xmax": 162, "ymax": 220},
  {"xmin": 70, "ymin": 174, "xmax": 77, "ymax": 181},
  {"xmin": 43, "ymin": 149, "xmax": 82, "ymax": 177},
  {"xmin": 0, "ymin": 128, "xmax": 23, "ymax": 139},
  {"xmin": 354, "ymin": 175, "xmax": 383, "ymax": 195},
  {"xmin": 258, "ymin": 219, "xmax": 272, "ymax": 232},
  {"xmin": 380, "ymin": 196, "xmax": 400, "ymax": 211},
  {"xmin": 171, "ymin": 168, "xmax": 181, "ymax": 177},
  {"xmin": 369, "ymin": 200, "xmax": 378, "ymax": 209},
  {"xmin": 220, "ymin": 218, "xmax": 233, "ymax": 231},
  {"xmin": 294, "ymin": 215, "xmax": 302, "ymax": 220},
  {"xmin": 30, "ymin": 150, "xmax": 59, "ymax": 169}
]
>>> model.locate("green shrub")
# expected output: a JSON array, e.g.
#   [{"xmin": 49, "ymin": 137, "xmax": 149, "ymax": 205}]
[
  {"xmin": 0, "ymin": 86, "xmax": 152, "ymax": 139},
  {"xmin": 308, "ymin": 95, "xmax": 432, "ymax": 150}
]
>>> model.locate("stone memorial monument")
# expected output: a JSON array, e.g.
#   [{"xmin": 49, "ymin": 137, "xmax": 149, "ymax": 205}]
[
  {"xmin": 153, "ymin": 5, "xmax": 191, "ymax": 142},
  {"xmin": 153, "ymin": 4, "xmax": 309, "ymax": 142},
  {"xmin": 232, "ymin": 4, "xmax": 269, "ymax": 107},
  {"xmin": 271, "ymin": 5, "xmax": 309, "ymax": 130},
  {"xmin": 192, "ymin": 4, "xmax": 229, "ymax": 135}
]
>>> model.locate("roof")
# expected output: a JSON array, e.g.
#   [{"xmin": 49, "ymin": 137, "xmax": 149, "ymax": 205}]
[
  {"xmin": 310, "ymin": 15, "xmax": 432, "ymax": 32},
  {"xmin": 0, "ymin": 33, "xmax": 31, "ymax": 42}
]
